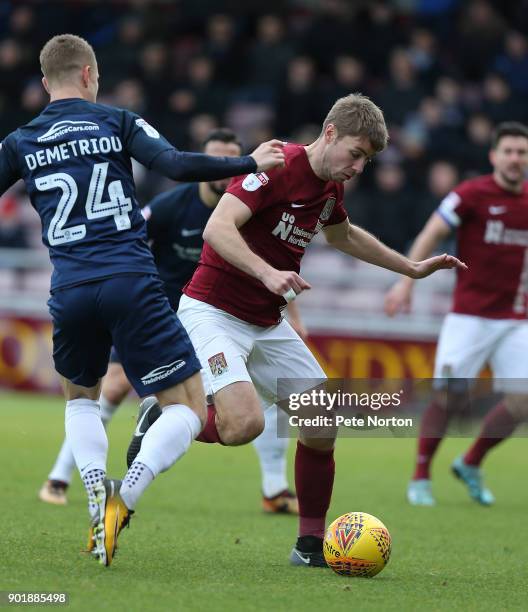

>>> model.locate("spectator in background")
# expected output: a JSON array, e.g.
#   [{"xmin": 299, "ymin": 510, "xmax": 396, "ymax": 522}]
[
  {"xmin": 455, "ymin": 0, "xmax": 506, "ymax": 81},
  {"xmin": 377, "ymin": 47, "xmax": 425, "ymax": 127},
  {"xmin": 493, "ymin": 30, "xmax": 528, "ymax": 96},
  {"xmin": 434, "ymin": 76, "xmax": 464, "ymax": 129},
  {"xmin": 358, "ymin": 163, "xmax": 416, "ymax": 253},
  {"xmin": 186, "ymin": 55, "xmax": 227, "ymax": 117},
  {"xmin": 319, "ymin": 56, "xmax": 369, "ymax": 118},
  {"xmin": 407, "ymin": 28, "xmax": 442, "ymax": 93},
  {"xmin": 134, "ymin": 41, "xmax": 172, "ymax": 113},
  {"xmin": 480, "ymin": 73, "xmax": 526, "ymax": 124},
  {"xmin": 98, "ymin": 16, "xmax": 144, "ymax": 90},
  {"xmin": 203, "ymin": 14, "xmax": 245, "ymax": 86},
  {"xmin": 459, "ymin": 113, "xmax": 493, "ymax": 174},
  {"xmin": 275, "ymin": 56, "xmax": 319, "ymax": 137},
  {"xmin": 246, "ymin": 14, "xmax": 294, "ymax": 103},
  {"xmin": 358, "ymin": 1, "xmax": 406, "ymax": 78},
  {"xmin": 112, "ymin": 79, "xmax": 147, "ymax": 115},
  {"xmin": 414, "ymin": 160, "xmax": 459, "ymax": 233},
  {"xmin": 0, "ymin": 39, "xmax": 27, "ymax": 105},
  {"xmin": 299, "ymin": 0, "xmax": 356, "ymax": 73}
]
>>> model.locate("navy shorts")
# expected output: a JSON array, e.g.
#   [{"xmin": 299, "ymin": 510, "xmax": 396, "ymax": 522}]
[
  {"xmin": 48, "ymin": 274, "xmax": 201, "ymax": 395},
  {"xmin": 108, "ymin": 287, "xmax": 183, "ymax": 365}
]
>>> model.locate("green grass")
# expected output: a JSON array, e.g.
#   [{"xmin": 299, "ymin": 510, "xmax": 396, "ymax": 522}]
[{"xmin": 0, "ymin": 391, "xmax": 526, "ymax": 611}]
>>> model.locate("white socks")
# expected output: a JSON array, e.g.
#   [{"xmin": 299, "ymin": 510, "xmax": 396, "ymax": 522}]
[
  {"xmin": 252, "ymin": 406, "xmax": 290, "ymax": 498},
  {"xmin": 49, "ymin": 394, "xmax": 118, "ymax": 484},
  {"xmin": 120, "ymin": 404, "xmax": 201, "ymax": 510},
  {"xmin": 65, "ymin": 399, "xmax": 108, "ymax": 477}
]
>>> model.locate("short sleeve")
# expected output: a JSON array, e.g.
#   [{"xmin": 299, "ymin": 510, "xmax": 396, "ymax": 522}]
[
  {"xmin": 325, "ymin": 183, "xmax": 347, "ymax": 227},
  {"xmin": 0, "ymin": 133, "xmax": 20, "ymax": 195},
  {"xmin": 226, "ymin": 168, "xmax": 285, "ymax": 214},
  {"xmin": 437, "ymin": 182, "xmax": 474, "ymax": 228}
]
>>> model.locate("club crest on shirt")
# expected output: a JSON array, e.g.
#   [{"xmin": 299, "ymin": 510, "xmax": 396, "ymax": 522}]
[
  {"xmin": 242, "ymin": 172, "xmax": 269, "ymax": 191},
  {"xmin": 208, "ymin": 352, "xmax": 229, "ymax": 377},
  {"xmin": 320, "ymin": 197, "xmax": 336, "ymax": 222}
]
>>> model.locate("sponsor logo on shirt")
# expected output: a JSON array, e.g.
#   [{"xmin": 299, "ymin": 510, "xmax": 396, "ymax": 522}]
[
  {"xmin": 242, "ymin": 172, "xmax": 269, "ymax": 191},
  {"xmin": 489, "ymin": 205, "xmax": 507, "ymax": 215},
  {"xmin": 140, "ymin": 359, "xmax": 186, "ymax": 385},
  {"xmin": 208, "ymin": 352, "xmax": 229, "ymax": 377},
  {"xmin": 135, "ymin": 118, "xmax": 160, "ymax": 138},
  {"xmin": 484, "ymin": 220, "xmax": 528, "ymax": 246},
  {"xmin": 37, "ymin": 120, "xmax": 100, "ymax": 142}
]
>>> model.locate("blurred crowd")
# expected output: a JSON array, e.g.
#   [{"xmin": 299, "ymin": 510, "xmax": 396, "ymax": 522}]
[{"xmin": 2, "ymin": 0, "xmax": 528, "ymax": 252}]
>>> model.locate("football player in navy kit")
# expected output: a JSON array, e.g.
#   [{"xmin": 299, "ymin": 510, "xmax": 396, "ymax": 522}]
[
  {"xmin": 0, "ymin": 34, "xmax": 285, "ymax": 566},
  {"xmin": 40, "ymin": 128, "xmax": 301, "ymax": 515}
]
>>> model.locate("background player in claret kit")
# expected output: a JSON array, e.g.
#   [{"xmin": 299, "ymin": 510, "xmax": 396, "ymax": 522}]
[
  {"xmin": 40, "ymin": 128, "xmax": 301, "ymax": 515},
  {"xmin": 385, "ymin": 121, "xmax": 528, "ymax": 507},
  {"xmin": 130, "ymin": 93, "xmax": 466, "ymax": 567},
  {"xmin": 0, "ymin": 34, "xmax": 285, "ymax": 566}
]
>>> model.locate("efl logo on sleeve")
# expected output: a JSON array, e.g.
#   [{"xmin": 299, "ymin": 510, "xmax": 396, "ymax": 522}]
[
  {"xmin": 208, "ymin": 352, "xmax": 229, "ymax": 377},
  {"xmin": 242, "ymin": 172, "xmax": 269, "ymax": 191},
  {"xmin": 135, "ymin": 118, "xmax": 160, "ymax": 139}
]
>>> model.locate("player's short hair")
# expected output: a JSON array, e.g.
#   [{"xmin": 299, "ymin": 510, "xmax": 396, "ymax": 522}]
[
  {"xmin": 203, "ymin": 128, "xmax": 242, "ymax": 151},
  {"xmin": 491, "ymin": 122, "xmax": 528, "ymax": 148},
  {"xmin": 40, "ymin": 34, "xmax": 97, "ymax": 85},
  {"xmin": 323, "ymin": 93, "xmax": 389, "ymax": 153}
]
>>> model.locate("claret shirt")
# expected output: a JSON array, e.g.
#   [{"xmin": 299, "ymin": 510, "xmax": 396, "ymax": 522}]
[
  {"xmin": 185, "ymin": 143, "xmax": 347, "ymax": 326},
  {"xmin": 438, "ymin": 174, "xmax": 528, "ymax": 319}
]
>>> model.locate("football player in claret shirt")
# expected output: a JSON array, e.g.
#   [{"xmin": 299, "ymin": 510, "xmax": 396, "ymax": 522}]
[
  {"xmin": 135, "ymin": 93, "xmax": 466, "ymax": 567},
  {"xmin": 40, "ymin": 128, "xmax": 300, "ymax": 515},
  {"xmin": 385, "ymin": 121, "xmax": 528, "ymax": 507},
  {"xmin": 0, "ymin": 34, "xmax": 285, "ymax": 566}
]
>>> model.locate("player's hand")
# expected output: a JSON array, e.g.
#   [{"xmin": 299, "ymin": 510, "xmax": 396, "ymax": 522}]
[
  {"xmin": 250, "ymin": 139, "xmax": 286, "ymax": 172},
  {"xmin": 410, "ymin": 253, "xmax": 467, "ymax": 279},
  {"xmin": 261, "ymin": 269, "xmax": 311, "ymax": 298},
  {"xmin": 384, "ymin": 279, "xmax": 413, "ymax": 317}
]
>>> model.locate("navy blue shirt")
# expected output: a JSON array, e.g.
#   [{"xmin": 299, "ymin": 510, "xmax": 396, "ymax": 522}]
[
  {"xmin": 0, "ymin": 98, "xmax": 256, "ymax": 291},
  {"xmin": 144, "ymin": 183, "xmax": 212, "ymax": 308}
]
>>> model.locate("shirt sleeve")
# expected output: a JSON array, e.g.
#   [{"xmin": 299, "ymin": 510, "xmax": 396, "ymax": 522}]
[
  {"xmin": 122, "ymin": 110, "xmax": 256, "ymax": 181},
  {"xmin": 437, "ymin": 181, "xmax": 474, "ymax": 227},
  {"xmin": 0, "ymin": 133, "xmax": 21, "ymax": 195},
  {"xmin": 226, "ymin": 167, "xmax": 285, "ymax": 213},
  {"xmin": 325, "ymin": 183, "xmax": 347, "ymax": 226}
]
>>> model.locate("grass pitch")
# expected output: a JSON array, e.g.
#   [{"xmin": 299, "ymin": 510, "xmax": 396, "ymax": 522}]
[{"xmin": 0, "ymin": 391, "xmax": 526, "ymax": 611}]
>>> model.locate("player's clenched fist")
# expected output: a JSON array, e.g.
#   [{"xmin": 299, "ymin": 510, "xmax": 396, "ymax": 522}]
[
  {"xmin": 260, "ymin": 269, "xmax": 311, "ymax": 299},
  {"xmin": 250, "ymin": 139, "xmax": 286, "ymax": 171}
]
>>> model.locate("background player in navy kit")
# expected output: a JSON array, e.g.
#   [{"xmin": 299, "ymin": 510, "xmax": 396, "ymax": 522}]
[
  {"xmin": 385, "ymin": 121, "xmax": 528, "ymax": 507},
  {"xmin": 41, "ymin": 128, "xmax": 301, "ymax": 514},
  {"xmin": 171, "ymin": 93, "xmax": 466, "ymax": 567},
  {"xmin": 0, "ymin": 34, "xmax": 285, "ymax": 566}
]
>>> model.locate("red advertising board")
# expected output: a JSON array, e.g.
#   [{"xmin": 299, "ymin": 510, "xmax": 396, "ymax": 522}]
[{"xmin": 0, "ymin": 314, "xmax": 438, "ymax": 394}]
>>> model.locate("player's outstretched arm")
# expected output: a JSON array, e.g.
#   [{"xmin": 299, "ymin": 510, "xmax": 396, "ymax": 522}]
[
  {"xmin": 324, "ymin": 215, "xmax": 465, "ymax": 295},
  {"xmin": 383, "ymin": 212, "xmax": 454, "ymax": 316},
  {"xmin": 126, "ymin": 114, "xmax": 285, "ymax": 182},
  {"xmin": 203, "ymin": 193, "xmax": 311, "ymax": 297}
]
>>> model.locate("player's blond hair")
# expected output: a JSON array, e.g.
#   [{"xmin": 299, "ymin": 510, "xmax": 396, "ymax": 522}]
[
  {"xmin": 323, "ymin": 94, "xmax": 389, "ymax": 152},
  {"xmin": 40, "ymin": 34, "xmax": 97, "ymax": 85}
]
